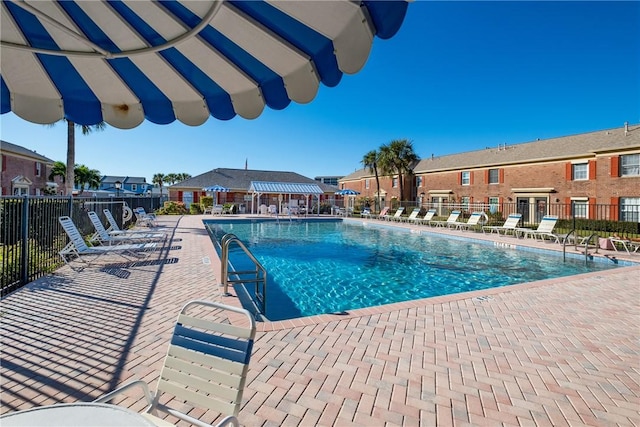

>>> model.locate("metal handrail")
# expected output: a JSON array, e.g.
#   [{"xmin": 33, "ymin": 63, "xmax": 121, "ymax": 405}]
[
  {"xmin": 562, "ymin": 229, "xmax": 577, "ymax": 262},
  {"xmin": 220, "ymin": 233, "xmax": 267, "ymax": 314}
]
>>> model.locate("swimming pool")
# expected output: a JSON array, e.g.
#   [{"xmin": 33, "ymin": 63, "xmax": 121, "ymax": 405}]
[{"xmin": 205, "ymin": 219, "xmax": 622, "ymax": 321}]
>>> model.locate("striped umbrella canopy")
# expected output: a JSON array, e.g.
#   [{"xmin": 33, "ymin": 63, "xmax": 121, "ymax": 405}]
[
  {"xmin": 335, "ymin": 189, "xmax": 360, "ymax": 196},
  {"xmin": 202, "ymin": 184, "xmax": 229, "ymax": 205},
  {"xmin": 1, "ymin": 0, "xmax": 410, "ymax": 129}
]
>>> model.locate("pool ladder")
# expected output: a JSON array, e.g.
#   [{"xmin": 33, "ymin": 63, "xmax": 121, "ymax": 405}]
[
  {"xmin": 562, "ymin": 229, "xmax": 598, "ymax": 264},
  {"xmin": 220, "ymin": 233, "xmax": 267, "ymax": 314}
]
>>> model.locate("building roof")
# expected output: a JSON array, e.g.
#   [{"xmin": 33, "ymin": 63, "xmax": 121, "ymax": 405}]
[
  {"xmin": 173, "ymin": 168, "xmax": 338, "ymax": 193},
  {"xmin": 341, "ymin": 123, "xmax": 640, "ymax": 181},
  {"xmin": 0, "ymin": 140, "xmax": 55, "ymax": 163},
  {"xmin": 101, "ymin": 176, "xmax": 147, "ymax": 184},
  {"xmin": 250, "ymin": 181, "xmax": 324, "ymax": 195}
]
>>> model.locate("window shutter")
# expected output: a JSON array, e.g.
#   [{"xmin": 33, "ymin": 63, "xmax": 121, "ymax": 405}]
[
  {"xmin": 178, "ymin": 191, "xmax": 183, "ymax": 202},
  {"xmin": 565, "ymin": 162, "xmax": 572, "ymax": 180},
  {"xmin": 588, "ymin": 160, "xmax": 596, "ymax": 180},
  {"xmin": 499, "ymin": 169, "xmax": 504, "ymax": 183},
  {"xmin": 610, "ymin": 156, "xmax": 620, "ymax": 177},
  {"xmin": 484, "ymin": 197, "xmax": 489, "ymax": 205},
  {"xmin": 469, "ymin": 171, "xmax": 474, "ymax": 185},
  {"xmin": 194, "ymin": 192, "xmax": 199, "ymax": 203},
  {"xmin": 588, "ymin": 199, "xmax": 596, "ymax": 218},
  {"xmin": 1, "ymin": 155, "xmax": 5, "ymax": 171},
  {"xmin": 35, "ymin": 162, "xmax": 38, "ymax": 175},
  {"xmin": 565, "ymin": 197, "xmax": 572, "ymax": 216},
  {"xmin": 610, "ymin": 197, "xmax": 619, "ymax": 221},
  {"xmin": 457, "ymin": 173, "xmax": 462, "ymax": 185},
  {"xmin": 484, "ymin": 170, "xmax": 489, "ymax": 184}
]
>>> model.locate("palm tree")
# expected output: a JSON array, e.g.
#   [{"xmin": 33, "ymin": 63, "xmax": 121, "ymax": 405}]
[
  {"xmin": 152, "ymin": 173, "xmax": 166, "ymax": 196},
  {"xmin": 165, "ymin": 173, "xmax": 178, "ymax": 185},
  {"xmin": 362, "ymin": 150, "xmax": 382, "ymax": 212},
  {"xmin": 49, "ymin": 161, "xmax": 67, "ymax": 184},
  {"xmin": 54, "ymin": 120, "xmax": 106, "ymax": 196},
  {"xmin": 378, "ymin": 139, "xmax": 420, "ymax": 203},
  {"xmin": 74, "ymin": 165, "xmax": 101, "ymax": 194}
]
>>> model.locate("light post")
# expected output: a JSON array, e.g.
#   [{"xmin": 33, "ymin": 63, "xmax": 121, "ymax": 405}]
[{"xmin": 114, "ymin": 180, "xmax": 121, "ymax": 197}]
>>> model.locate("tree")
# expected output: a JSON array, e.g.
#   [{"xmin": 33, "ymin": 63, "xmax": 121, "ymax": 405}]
[
  {"xmin": 362, "ymin": 150, "xmax": 382, "ymax": 211},
  {"xmin": 58, "ymin": 120, "xmax": 106, "ymax": 196},
  {"xmin": 74, "ymin": 165, "xmax": 101, "ymax": 194},
  {"xmin": 49, "ymin": 161, "xmax": 67, "ymax": 184},
  {"xmin": 152, "ymin": 173, "xmax": 166, "ymax": 196},
  {"xmin": 165, "ymin": 173, "xmax": 178, "ymax": 185},
  {"xmin": 378, "ymin": 139, "xmax": 420, "ymax": 203}
]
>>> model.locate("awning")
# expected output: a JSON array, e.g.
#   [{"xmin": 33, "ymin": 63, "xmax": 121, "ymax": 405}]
[
  {"xmin": 1, "ymin": 1, "xmax": 410, "ymax": 129},
  {"xmin": 250, "ymin": 181, "xmax": 323, "ymax": 195}
]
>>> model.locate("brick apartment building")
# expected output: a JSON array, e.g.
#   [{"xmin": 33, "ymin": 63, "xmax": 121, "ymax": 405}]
[
  {"xmin": 1, "ymin": 140, "xmax": 60, "ymax": 196},
  {"xmin": 340, "ymin": 123, "xmax": 640, "ymax": 222}
]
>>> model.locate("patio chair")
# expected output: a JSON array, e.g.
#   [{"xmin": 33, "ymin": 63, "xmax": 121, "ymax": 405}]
[
  {"xmin": 387, "ymin": 206, "xmax": 405, "ymax": 222},
  {"xmin": 360, "ymin": 208, "xmax": 372, "ymax": 219},
  {"xmin": 375, "ymin": 206, "xmax": 391, "ymax": 220},
  {"xmin": 58, "ymin": 216, "xmax": 157, "ymax": 266},
  {"xmin": 429, "ymin": 210, "xmax": 461, "ymax": 228},
  {"xmin": 608, "ymin": 236, "xmax": 640, "ymax": 254},
  {"xmin": 453, "ymin": 211, "xmax": 486, "ymax": 231},
  {"xmin": 482, "ymin": 213, "xmax": 522, "ymax": 236},
  {"xmin": 417, "ymin": 209, "xmax": 437, "ymax": 225},
  {"xmin": 104, "ymin": 209, "xmax": 164, "ymax": 237},
  {"xmin": 88, "ymin": 211, "xmax": 166, "ymax": 245},
  {"xmin": 94, "ymin": 300, "xmax": 256, "ymax": 427},
  {"xmin": 401, "ymin": 208, "xmax": 421, "ymax": 223},
  {"xmin": 211, "ymin": 205, "xmax": 224, "ymax": 215},
  {"xmin": 268, "ymin": 205, "xmax": 277, "ymax": 215},
  {"xmin": 134, "ymin": 207, "xmax": 158, "ymax": 227},
  {"xmin": 515, "ymin": 215, "xmax": 561, "ymax": 242}
]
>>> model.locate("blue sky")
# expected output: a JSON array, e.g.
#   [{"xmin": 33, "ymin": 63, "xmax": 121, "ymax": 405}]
[{"xmin": 1, "ymin": 1, "xmax": 638, "ymax": 183}]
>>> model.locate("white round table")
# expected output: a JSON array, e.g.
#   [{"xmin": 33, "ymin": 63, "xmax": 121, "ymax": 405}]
[{"xmin": 1, "ymin": 403, "xmax": 159, "ymax": 426}]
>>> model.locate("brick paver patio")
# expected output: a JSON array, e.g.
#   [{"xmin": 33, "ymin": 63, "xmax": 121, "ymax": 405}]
[{"xmin": 1, "ymin": 214, "xmax": 639, "ymax": 426}]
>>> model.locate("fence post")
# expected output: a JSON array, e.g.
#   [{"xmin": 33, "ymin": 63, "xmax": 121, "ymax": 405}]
[
  {"xmin": 68, "ymin": 195, "xmax": 74, "ymax": 219},
  {"xmin": 20, "ymin": 195, "xmax": 29, "ymax": 286}
]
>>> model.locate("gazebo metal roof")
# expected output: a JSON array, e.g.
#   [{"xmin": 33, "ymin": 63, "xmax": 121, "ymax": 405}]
[{"xmin": 249, "ymin": 181, "xmax": 323, "ymax": 194}]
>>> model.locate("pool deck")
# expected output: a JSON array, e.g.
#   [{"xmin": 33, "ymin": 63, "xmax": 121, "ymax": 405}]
[{"xmin": 1, "ymin": 214, "xmax": 639, "ymax": 426}]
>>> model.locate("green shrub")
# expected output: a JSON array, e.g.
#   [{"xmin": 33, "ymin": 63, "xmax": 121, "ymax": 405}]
[
  {"xmin": 190, "ymin": 203, "xmax": 203, "ymax": 215},
  {"xmin": 157, "ymin": 201, "xmax": 188, "ymax": 215}
]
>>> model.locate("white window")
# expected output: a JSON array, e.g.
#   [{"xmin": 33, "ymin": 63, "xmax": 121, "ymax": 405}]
[
  {"xmin": 488, "ymin": 169, "xmax": 499, "ymax": 184},
  {"xmin": 461, "ymin": 171, "xmax": 470, "ymax": 185},
  {"xmin": 620, "ymin": 197, "xmax": 640, "ymax": 222},
  {"xmin": 365, "ymin": 179, "xmax": 370, "ymax": 190},
  {"xmin": 572, "ymin": 200, "xmax": 588, "ymax": 218},
  {"xmin": 621, "ymin": 154, "xmax": 640, "ymax": 176},
  {"xmin": 416, "ymin": 176, "xmax": 423, "ymax": 187},
  {"xmin": 461, "ymin": 196, "xmax": 470, "ymax": 211},
  {"xmin": 392, "ymin": 177, "xmax": 398, "ymax": 188},
  {"xmin": 572, "ymin": 163, "xmax": 588, "ymax": 180},
  {"xmin": 35, "ymin": 162, "xmax": 42, "ymax": 177}
]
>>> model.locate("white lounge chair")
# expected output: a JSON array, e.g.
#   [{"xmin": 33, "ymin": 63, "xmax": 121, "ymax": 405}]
[
  {"xmin": 609, "ymin": 236, "xmax": 640, "ymax": 254},
  {"xmin": 94, "ymin": 300, "xmax": 256, "ymax": 427},
  {"xmin": 482, "ymin": 213, "xmax": 522, "ymax": 235},
  {"xmin": 417, "ymin": 209, "xmax": 437, "ymax": 225},
  {"xmin": 134, "ymin": 207, "xmax": 157, "ymax": 227},
  {"xmin": 429, "ymin": 210, "xmax": 461, "ymax": 228},
  {"xmin": 515, "ymin": 215, "xmax": 561, "ymax": 242},
  {"xmin": 103, "ymin": 209, "xmax": 161, "ymax": 237},
  {"xmin": 88, "ymin": 211, "xmax": 165, "ymax": 245},
  {"xmin": 387, "ymin": 207, "xmax": 405, "ymax": 222},
  {"xmin": 58, "ymin": 216, "xmax": 156, "ymax": 266},
  {"xmin": 453, "ymin": 211, "xmax": 485, "ymax": 231},
  {"xmin": 401, "ymin": 208, "xmax": 421, "ymax": 223}
]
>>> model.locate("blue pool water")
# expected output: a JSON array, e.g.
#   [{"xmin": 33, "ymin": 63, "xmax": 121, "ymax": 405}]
[{"xmin": 205, "ymin": 219, "xmax": 621, "ymax": 321}]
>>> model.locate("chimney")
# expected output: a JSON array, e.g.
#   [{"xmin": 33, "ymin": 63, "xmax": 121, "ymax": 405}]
[{"xmin": 625, "ymin": 121, "xmax": 629, "ymax": 135}]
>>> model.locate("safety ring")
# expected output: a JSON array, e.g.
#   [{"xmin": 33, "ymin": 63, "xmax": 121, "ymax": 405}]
[
  {"xmin": 479, "ymin": 211, "xmax": 489, "ymax": 224},
  {"xmin": 123, "ymin": 206, "xmax": 133, "ymax": 223}
]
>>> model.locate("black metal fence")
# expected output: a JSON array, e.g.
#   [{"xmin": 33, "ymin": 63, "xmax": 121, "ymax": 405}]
[{"xmin": 1, "ymin": 195, "xmax": 161, "ymax": 297}]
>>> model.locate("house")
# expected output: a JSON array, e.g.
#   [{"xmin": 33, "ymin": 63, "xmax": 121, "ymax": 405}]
[
  {"xmin": 340, "ymin": 123, "xmax": 640, "ymax": 222},
  {"xmin": 100, "ymin": 176, "xmax": 151, "ymax": 196},
  {"xmin": 1, "ymin": 140, "xmax": 61, "ymax": 196},
  {"xmin": 169, "ymin": 168, "xmax": 339, "ymax": 212}
]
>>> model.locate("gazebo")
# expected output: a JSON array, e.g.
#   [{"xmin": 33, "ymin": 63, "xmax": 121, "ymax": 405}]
[{"xmin": 248, "ymin": 181, "xmax": 324, "ymax": 215}]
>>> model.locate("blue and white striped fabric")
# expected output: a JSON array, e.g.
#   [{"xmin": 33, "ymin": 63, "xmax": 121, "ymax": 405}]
[{"xmin": 1, "ymin": 0, "xmax": 410, "ymax": 129}]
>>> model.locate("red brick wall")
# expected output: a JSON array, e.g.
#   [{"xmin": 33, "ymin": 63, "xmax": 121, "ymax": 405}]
[{"xmin": 1, "ymin": 154, "xmax": 53, "ymax": 195}]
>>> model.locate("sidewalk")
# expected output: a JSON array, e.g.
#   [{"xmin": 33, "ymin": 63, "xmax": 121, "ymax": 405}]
[{"xmin": 1, "ymin": 214, "xmax": 639, "ymax": 426}]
